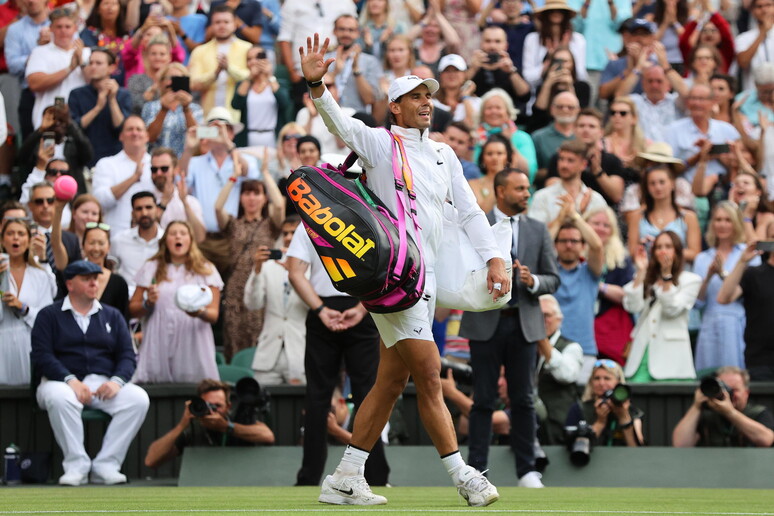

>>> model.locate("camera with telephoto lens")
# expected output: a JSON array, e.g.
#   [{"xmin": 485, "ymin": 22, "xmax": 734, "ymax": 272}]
[
  {"xmin": 700, "ymin": 376, "xmax": 734, "ymax": 401},
  {"xmin": 599, "ymin": 384, "xmax": 632, "ymax": 406},
  {"xmin": 565, "ymin": 420, "xmax": 594, "ymax": 466},
  {"xmin": 440, "ymin": 358, "xmax": 474, "ymax": 385},
  {"xmin": 188, "ymin": 397, "xmax": 219, "ymax": 417},
  {"xmin": 231, "ymin": 377, "xmax": 271, "ymax": 425}
]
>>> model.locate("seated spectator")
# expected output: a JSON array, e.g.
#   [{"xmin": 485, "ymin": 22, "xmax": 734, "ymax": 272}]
[
  {"xmin": 469, "ymin": 134, "xmax": 520, "ymax": 213},
  {"xmin": 0, "ymin": 217, "xmax": 56, "ymax": 386},
  {"xmin": 79, "ymin": 0, "xmax": 128, "ymax": 84},
  {"xmin": 68, "ymin": 48, "xmax": 132, "ymax": 166},
  {"xmin": 531, "ymin": 91, "xmax": 579, "ymax": 183},
  {"xmin": 734, "ymin": 0, "xmax": 774, "ymax": 91},
  {"xmin": 121, "ymin": 17, "xmax": 185, "ymax": 85},
  {"xmin": 126, "ymin": 34, "xmax": 173, "ymax": 115},
  {"xmin": 717, "ymin": 225, "xmax": 774, "ymax": 381},
  {"xmin": 18, "ymin": 104, "xmax": 93, "ymax": 198},
  {"xmin": 531, "ymin": 46, "xmax": 591, "ymax": 131},
  {"xmin": 599, "ymin": 18, "xmax": 655, "ymax": 102},
  {"xmin": 297, "ymin": 136, "xmax": 322, "ymax": 168},
  {"xmin": 678, "ymin": 1, "xmax": 735, "ymax": 74},
  {"xmin": 144, "ymin": 378, "xmax": 275, "ymax": 468},
  {"xmin": 473, "ymin": 89, "xmax": 537, "ymax": 183},
  {"xmin": 694, "ymin": 202, "xmax": 755, "ymax": 371},
  {"xmin": 31, "ymin": 259, "xmax": 149, "ymax": 485},
  {"xmin": 296, "ymin": 75, "xmax": 352, "ymax": 157},
  {"xmin": 729, "ymin": 171, "xmax": 774, "ymax": 242},
  {"xmin": 565, "ymin": 359, "xmax": 644, "ymax": 446},
  {"xmin": 214, "ymin": 150, "xmax": 284, "ymax": 360},
  {"xmin": 536, "ymin": 294, "xmax": 583, "ymax": 445},
  {"xmin": 231, "ymin": 44, "xmax": 294, "ymax": 149},
  {"xmin": 0, "ymin": 200, "xmax": 26, "ymax": 222},
  {"xmin": 26, "ymin": 8, "xmax": 88, "ymax": 130},
  {"xmin": 19, "ymin": 156, "xmax": 74, "ymax": 228},
  {"xmin": 623, "ymin": 230, "xmax": 701, "ymax": 381},
  {"xmin": 66, "ymin": 194, "xmax": 103, "ymax": 254},
  {"xmin": 129, "ymin": 221, "xmax": 223, "ymax": 383},
  {"xmin": 142, "ymin": 63, "xmax": 203, "ymax": 157},
  {"xmin": 243, "ymin": 216, "xmax": 307, "ymax": 385},
  {"xmin": 110, "ymin": 191, "xmax": 161, "ymax": 297},
  {"xmin": 379, "ymin": 34, "xmax": 415, "ymax": 93},
  {"xmin": 603, "ymin": 97, "xmax": 647, "ymax": 176},
  {"xmin": 92, "ymin": 115, "xmax": 154, "ymax": 234},
  {"xmin": 710, "ymin": 73, "xmax": 736, "ymax": 125},
  {"xmin": 150, "ymin": 147, "xmax": 205, "ymax": 238},
  {"xmin": 433, "ymin": 54, "xmax": 476, "ymax": 129},
  {"xmin": 621, "ymin": 63, "xmax": 687, "ymax": 143},
  {"xmin": 485, "ymin": 0, "xmax": 534, "ymax": 72},
  {"xmin": 468, "ymin": 26, "xmax": 530, "ymax": 111},
  {"xmin": 673, "ymin": 366, "xmax": 774, "ymax": 447},
  {"xmin": 585, "ymin": 207, "xmax": 634, "ymax": 366},
  {"xmin": 409, "ymin": 7, "xmax": 461, "ymax": 76}
]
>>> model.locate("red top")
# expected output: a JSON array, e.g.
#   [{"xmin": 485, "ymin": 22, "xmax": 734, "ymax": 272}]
[{"xmin": 679, "ymin": 12, "xmax": 735, "ymax": 75}]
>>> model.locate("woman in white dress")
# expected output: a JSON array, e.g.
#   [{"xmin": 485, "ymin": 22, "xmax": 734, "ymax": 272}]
[{"xmin": 0, "ymin": 218, "xmax": 56, "ymax": 385}]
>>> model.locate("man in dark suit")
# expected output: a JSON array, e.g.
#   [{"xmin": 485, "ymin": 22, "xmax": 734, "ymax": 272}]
[{"xmin": 459, "ymin": 168, "xmax": 560, "ymax": 488}]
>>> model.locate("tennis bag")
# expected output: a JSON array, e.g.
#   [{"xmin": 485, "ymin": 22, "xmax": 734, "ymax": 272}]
[{"xmin": 285, "ymin": 144, "xmax": 425, "ymax": 314}]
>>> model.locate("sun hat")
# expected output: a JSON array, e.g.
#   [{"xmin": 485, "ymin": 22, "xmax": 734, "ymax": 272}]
[
  {"xmin": 205, "ymin": 106, "xmax": 245, "ymax": 135},
  {"xmin": 634, "ymin": 142, "xmax": 686, "ymax": 173},
  {"xmin": 535, "ymin": 0, "xmax": 576, "ymax": 16}
]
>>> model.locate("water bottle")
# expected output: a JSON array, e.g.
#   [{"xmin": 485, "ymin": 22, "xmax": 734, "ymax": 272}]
[{"xmin": 4, "ymin": 444, "xmax": 21, "ymax": 485}]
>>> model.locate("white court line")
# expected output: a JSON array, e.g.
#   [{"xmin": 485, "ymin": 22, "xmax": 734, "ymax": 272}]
[{"xmin": 3, "ymin": 510, "xmax": 774, "ymax": 515}]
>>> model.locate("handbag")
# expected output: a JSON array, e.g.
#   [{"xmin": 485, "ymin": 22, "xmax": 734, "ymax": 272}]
[{"xmin": 434, "ymin": 195, "xmax": 513, "ymax": 312}]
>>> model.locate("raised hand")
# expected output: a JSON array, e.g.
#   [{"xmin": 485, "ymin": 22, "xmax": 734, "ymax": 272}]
[{"xmin": 299, "ymin": 33, "xmax": 335, "ymax": 84}]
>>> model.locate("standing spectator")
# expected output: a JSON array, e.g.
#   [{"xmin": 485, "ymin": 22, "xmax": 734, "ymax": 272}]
[
  {"xmin": 433, "ymin": 54, "xmax": 475, "ymax": 128},
  {"xmin": 92, "ymin": 115, "xmax": 154, "ymax": 234},
  {"xmin": 598, "ymin": 18, "xmax": 655, "ymax": 102},
  {"xmin": 358, "ymin": 0, "xmax": 407, "ymax": 61},
  {"xmin": 717, "ymin": 224, "xmax": 774, "ymax": 381},
  {"xmin": 531, "ymin": 91, "xmax": 579, "ymax": 180},
  {"xmin": 66, "ymin": 194, "xmax": 102, "ymax": 249},
  {"xmin": 142, "ymin": 63, "xmax": 202, "ymax": 157},
  {"xmin": 208, "ymin": 0, "xmax": 263, "ymax": 45},
  {"xmin": 678, "ymin": 0, "xmax": 735, "ymax": 74},
  {"xmin": 380, "ymin": 34, "xmax": 415, "ymax": 91},
  {"xmin": 407, "ymin": 6, "xmax": 461, "ymax": 77},
  {"xmin": 189, "ymin": 5, "xmax": 251, "ymax": 123},
  {"xmin": 213, "ymin": 149, "xmax": 284, "ymax": 360},
  {"xmin": 69, "ymin": 49, "xmax": 131, "ymax": 166},
  {"xmin": 31, "ymin": 259, "xmax": 149, "ymax": 486},
  {"xmin": 623, "ymin": 230, "xmax": 700, "ymax": 381},
  {"xmin": 129, "ymin": 221, "xmax": 223, "ymax": 383},
  {"xmin": 734, "ymin": 0, "xmax": 774, "ymax": 91},
  {"xmin": 79, "ymin": 0, "xmax": 129, "ymax": 84},
  {"xmin": 694, "ymin": 202, "xmax": 753, "ymax": 371},
  {"xmin": 441, "ymin": 0, "xmax": 482, "ymax": 61},
  {"xmin": 256, "ymin": 0, "xmax": 280, "ymax": 66},
  {"xmin": 125, "ymin": 34, "xmax": 172, "ymax": 115},
  {"xmin": 19, "ymin": 157, "xmax": 78, "ymax": 226},
  {"xmin": 110, "ymin": 191, "xmax": 161, "ymax": 297},
  {"xmin": 585, "ymin": 206, "xmax": 634, "ymax": 366},
  {"xmin": 683, "ymin": 44, "xmax": 723, "ymax": 86},
  {"xmin": 652, "ymin": 0, "xmax": 688, "ymax": 72},
  {"xmin": 602, "ymin": 96, "xmax": 647, "ymax": 175},
  {"xmin": 729, "ymin": 171, "xmax": 774, "ymax": 242},
  {"xmin": 121, "ymin": 18, "xmax": 185, "ymax": 86},
  {"xmin": 26, "ymin": 8, "xmax": 88, "ymax": 130},
  {"xmin": 167, "ymin": 0, "xmax": 207, "ymax": 64},
  {"xmin": 488, "ymin": 0, "xmax": 535, "ymax": 71},
  {"xmin": 150, "ymin": 147, "xmax": 205, "ymax": 237},
  {"xmin": 468, "ymin": 26, "xmax": 531, "ymax": 110},
  {"xmin": 531, "ymin": 47, "xmax": 592, "ymax": 132},
  {"xmin": 0, "ymin": 217, "xmax": 56, "ymax": 386},
  {"xmin": 522, "ymin": 0, "xmax": 588, "ymax": 91},
  {"xmin": 470, "ymin": 134, "xmax": 521, "ymax": 213},
  {"xmin": 0, "ymin": 0, "xmax": 22, "ymax": 136}
]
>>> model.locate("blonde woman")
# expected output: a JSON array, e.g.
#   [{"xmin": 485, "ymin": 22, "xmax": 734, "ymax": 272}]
[
  {"xmin": 359, "ymin": 0, "xmax": 406, "ymax": 60},
  {"xmin": 603, "ymin": 97, "xmax": 647, "ymax": 170},
  {"xmin": 585, "ymin": 207, "xmax": 634, "ymax": 366}
]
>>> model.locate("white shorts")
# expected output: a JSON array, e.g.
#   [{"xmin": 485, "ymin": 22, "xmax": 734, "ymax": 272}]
[{"xmin": 371, "ymin": 271, "xmax": 436, "ymax": 348}]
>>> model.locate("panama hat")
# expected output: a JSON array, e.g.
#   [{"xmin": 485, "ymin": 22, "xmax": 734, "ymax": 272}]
[
  {"xmin": 535, "ymin": 0, "xmax": 576, "ymax": 16},
  {"xmin": 634, "ymin": 142, "xmax": 686, "ymax": 174}
]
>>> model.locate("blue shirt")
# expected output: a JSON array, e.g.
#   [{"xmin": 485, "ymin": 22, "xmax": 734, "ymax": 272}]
[
  {"xmin": 556, "ymin": 261, "xmax": 600, "ymax": 355},
  {"xmin": 258, "ymin": 0, "xmax": 281, "ymax": 50},
  {"xmin": 168, "ymin": 14, "xmax": 208, "ymax": 64},
  {"xmin": 600, "ymin": 57, "xmax": 643, "ymax": 95},
  {"xmin": 68, "ymin": 84, "xmax": 132, "ymax": 166},
  {"xmin": 187, "ymin": 152, "xmax": 260, "ymax": 232},
  {"xmin": 4, "ymin": 16, "xmax": 50, "ymax": 82},
  {"xmin": 141, "ymin": 100, "xmax": 204, "ymax": 157},
  {"xmin": 209, "ymin": 0, "xmax": 263, "ymax": 43},
  {"xmin": 569, "ymin": 0, "xmax": 631, "ymax": 71},
  {"xmin": 663, "ymin": 117, "xmax": 741, "ymax": 183},
  {"xmin": 460, "ymin": 158, "xmax": 481, "ymax": 181},
  {"xmin": 493, "ymin": 21, "xmax": 534, "ymax": 71}
]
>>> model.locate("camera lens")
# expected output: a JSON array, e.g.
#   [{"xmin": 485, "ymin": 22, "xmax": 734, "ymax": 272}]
[
  {"xmin": 700, "ymin": 377, "xmax": 724, "ymax": 400},
  {"xmin": 570, "ymin": 437, "xmax": 591, "ymax": 466},
  {"xmin": 188, "ymin": 397, "xmax": 210, "ymax": 417},
  {"xmin": 611, "ymin": 384, "xmax": 631, "ymax": 405}
]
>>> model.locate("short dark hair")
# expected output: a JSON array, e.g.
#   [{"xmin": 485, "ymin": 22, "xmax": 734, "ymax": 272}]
[
  {"xmin": 558, "ymin": 139, "xmax": 588, "ymax": 158},
  {"xmin": 197, "ymin": 378, "xmax": 232, "ymax": 400},
  {"xmin": 210, "ymin": 4, "xmax": 235, "ymax": 16},
  {"xmin": 131, "ymin": 191, "xmax": 156, "ymax": 208},
  {"xmin": 90, "ymin": 47, "xmax": 116, "ymax": 65},
  {"xmin": 45, "ymin": 159, "xmax": 69, "ymax": 175},
  {"xmin": 334, "ymin": 13, "xmax": 358, "ymax": 30},
  {"xmin": 577, "ymin": 107, "xmax": 604, "ymax": 125},
  {"xmin": 151, "ymin": 147, "xmax": 178, "ymax": 168},
  {"xmin": 446, "ymin": 121, "xmax": 472, "ymax": 139},
  {"xmin": 296, "ymin": 135, "xmax": 321, "ymax": 153},
  {"xmin": 494, "ymin": 167, "xmax": 528, "ymax": 190},
  {"xmin": 0, "ymin": 200, "xmax": 26, "ymax": 221},
  {"xmin": 555, "ymin": 221, "xmax": 583, "ymax": 243}
]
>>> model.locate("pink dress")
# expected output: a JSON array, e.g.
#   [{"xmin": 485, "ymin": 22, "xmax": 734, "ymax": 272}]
[
  {"xmin": 444, "ymin": 0, "xmax": 480, "ymax": 61},
  {"xmin": 121, "ymin": 39, "xmax": 186, "ymax": 85},
  {"xmin": 132, "ymin": 260, "xmax": 223, "ymax": 384}
]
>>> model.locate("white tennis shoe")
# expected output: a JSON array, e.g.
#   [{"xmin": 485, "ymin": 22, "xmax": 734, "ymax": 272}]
[
  {"xmin": 318, "ymin": 469, "xmax": 388, "ymax": 505},
  {"xmin": 455, "ymin": 465, "xmax": 500, "ymax": 507}
]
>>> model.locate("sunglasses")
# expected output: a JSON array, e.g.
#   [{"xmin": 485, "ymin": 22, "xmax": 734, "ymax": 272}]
[
  {"xmin": 32, "ymin": 197, "xmax": 56, "ymax": 206},
  {"xmin": 85, "ymin": 222, "xmax": 111, "ymax": 231},
  {"xmin": 45, "ymin": 168, "xmax": 69, "ymax": 176},
  {"xmin": 594, "ymin": 359, "xmax": 619, "ymax": 369},
  {"xmin": 283, "ymin": 133, "xmax": 303, "ymax": 141},
  {"xmin": 610, "ymin": 110, "xmax": 630, "ymax": 117},
  {"xmin": 150, "ymin": 165, "xmax": 170, "ymax": 174}
]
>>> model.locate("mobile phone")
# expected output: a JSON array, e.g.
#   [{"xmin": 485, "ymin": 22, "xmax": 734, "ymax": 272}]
[
  {"xmin": 552, "ymin": 58, "xmax": 566, "ymax": 69},
  {"xmin": 54, "ymin": 97, "xmax": 65, "ymax": 108},
  {"xmin": 196, "ymin": 126, "xmax": 219, "ymax": 139},
  {"xmin": 709, "ymin": 143, "xmax": 730, "ymax": 155},
  {"xmin": 268, "ymin": 249, "xmax": 283, "ymax": 260},
  {"xmin": 42, "ymin": 131, "xmax": 56, "ymax": 149},
  {"xmin": 149, "ymin": 3, "xmax": 163, "ymax": 17},
  {"xmin": 29, "ymin": 222, "xmax": 38, "ymax": 234},
  {"xmin": 756, "ymin": 241, "xmax": 774, "ymax": 252},
  {"xmin": 170, "ymin": 76, "xmax": 190, "ymax": 93},
  {"xmin": 487, "ymin": 52, "xmax": 500, "ymax": 64}
]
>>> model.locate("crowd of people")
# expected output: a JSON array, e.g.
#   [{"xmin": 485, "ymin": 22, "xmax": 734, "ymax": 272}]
[{"xmin": 0, "ymin": 0, "xmax": 773, "ymax": 495}]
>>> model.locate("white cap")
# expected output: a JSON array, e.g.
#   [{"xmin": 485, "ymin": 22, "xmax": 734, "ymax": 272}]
[
  {"xmin": 438, "ymin": 54, "xmax": 467, "ymax": 72},
  {"xmin": 205, "ymin": 106, "xmax": 245, "ymax": 134},
  {"xmin": 175, "ymin": 285, "xmax": 213, "ymax": 313},
  {"xmin": 388, "ymin": 75, "xmax": 440, "ymax": 103}
]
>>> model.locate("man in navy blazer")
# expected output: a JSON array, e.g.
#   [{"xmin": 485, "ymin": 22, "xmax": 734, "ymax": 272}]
[
  {"xmin": 459, "ymin": 168, "xmax": 560, "ymax": 488},
  {"xmin": 31, "ymin": 260, "xmax": 149, "ymax": 486}
]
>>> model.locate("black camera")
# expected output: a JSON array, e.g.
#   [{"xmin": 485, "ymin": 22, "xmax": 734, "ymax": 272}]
[
  {"xmin": 487, "ymin": 52, "xmax": 500, "ymax": 64},
  {"xmin": 599, "ymin": 384, "xmax": 631, "ymax": 406},
  {"xmin": 189, "ymin": 397, "xmax": 219, "ymax": 417},
  {"xmin": 565, "ymin": 420, "xmax": 594, "ymax": 466},
  {"xmin": 700, "ymin": 376, "xmax": 733, "ymax": 401},
  {"xmin": 231, "ymin": 377, "xmax": 271, "ymax": 425},
  {"xmin": 440, "ymin": 358, "xmax": 474, "ymax": 385}
]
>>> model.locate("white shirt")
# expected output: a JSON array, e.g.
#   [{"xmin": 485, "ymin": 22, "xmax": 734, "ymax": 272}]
[
  {"xmin": 296, "ymin": 105, "xmax": 354, "ymax": 156},
  {"xmin": 61, "ymin": 295, "xmax": 102, "ymax": 334},
  {"xmin": 735, "ymin": 27, "xmax": 774, "ymax": 91},
  {"xmin": 630, "ymin": 92, "xmax": 682, "ymax": 142},
  {"xmin": 521, "ymin": 31, "xmax": 589, "ymax": 89},
  {"xmin": 110, "ymin": 225, "xmax": 161, "ymax": 297},
  {"xmin": 536, "ymin": 330, "xmax": 585, "ymax": 387},
  {"xmin": 25, "ymin": 42, "xmax": 89, "ymax": 129},
  {"xmin": 286, "ymin": 223, "xmax": 347, "ymax": 298},
  {"xmin": 20, "ymin": 167, "xmax": 72, "ymax": 228},
  {"xmin": 92, "ymin": 150, "xmax": 154, "ymax": 234},
  {"xmin": 528, "ymin": 181, "xmax": 608, "ymax": 225}
]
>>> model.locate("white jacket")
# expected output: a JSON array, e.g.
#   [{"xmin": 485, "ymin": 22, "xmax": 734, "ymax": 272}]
[
  {"xmin": 243, "ymin": 261, "xmax": 308, "ymax": 383},
  {"xmin": 622, "ymin": 271, "xmax": 701, "ymax": 380},
  {"xmin": 312, "ymin": 89, "xmax": 501, "ymax": 271}
]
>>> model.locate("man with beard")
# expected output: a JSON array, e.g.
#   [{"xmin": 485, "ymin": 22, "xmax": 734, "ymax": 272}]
[
  {"xmin": 531, "ymin": 91, "xmax": 580, "ymax": 186},
  {"xmin": 110, "ymin": 191, "xmax": 161, "ymax": 297},
  {"xmin": 460, "ymin": 168, "xmax": 560, "ymax": 488},
  {"xmin": 150, "ymin": 147, "xmax": 205, "ymax": 243}
]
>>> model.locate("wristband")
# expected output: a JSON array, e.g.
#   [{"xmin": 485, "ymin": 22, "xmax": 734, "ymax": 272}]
[
  {"xmin": 743, "ymin": 217, "xmax": 753, "ymax": 223},
  {"xmin": 619, "ymin": 419, "xmax": 634, "ymax": 429},
  {"xmin": 157, "ymin": 202, "xmax": 167, "ymax": 210},
  {"xmin": 306, "ymin": 79, "xmax": 323, "ymax": 88},
  {"xmin": 313, "ymin": 303, "xmax": 325, "ymax": 315},
  {"xmin": 226, "ymin": 421, "xmax": 235, "ymax": 435},
  {"xmin": 353, "ymin": 70, "xmax": 362, "ymax": 77},
  {"xmin": 229, "ymin": 176, "xmax": 238, "ymax": 183}
]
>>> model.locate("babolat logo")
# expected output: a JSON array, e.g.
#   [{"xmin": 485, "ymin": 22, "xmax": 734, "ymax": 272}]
[{"xmin": 288, "ymin": 177, "xmax": 376, "ymax": 259}]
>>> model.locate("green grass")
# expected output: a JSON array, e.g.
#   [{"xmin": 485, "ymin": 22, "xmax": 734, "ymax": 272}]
[{"xmin": 2, "ymin": 487, "xmax": 774, "ymax": 515}]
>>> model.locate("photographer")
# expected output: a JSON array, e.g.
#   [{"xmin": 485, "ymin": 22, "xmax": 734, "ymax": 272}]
[
  {"xmin": 565, "ymin": 360, "xmax": 644, "ymax": 447},
  {"xmin": 144, "ymin": 379, "xmax": 274, "ymax": 468},
  {"xmin": 672, "ymin": 367, "xmax": 774, "ymax": 448}
]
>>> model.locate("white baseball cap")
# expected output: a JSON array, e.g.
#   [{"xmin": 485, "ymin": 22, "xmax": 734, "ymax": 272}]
[
  {"xmin": 388, "ymin": 75, "xmax": 440, "ymax": 103},
  {"xmin": 438, "ymin": 54, "xmax": 467, "ymax": 72}
]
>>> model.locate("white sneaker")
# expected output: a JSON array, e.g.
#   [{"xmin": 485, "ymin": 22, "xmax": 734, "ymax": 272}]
[
  {"xmin": 90, "ymin": 470, "xmax": 127, "ymax": 485},
  {"xmin": 455, "ymin": 465, "xmax": 499, "ymax": 507},
  {"xmin": 518, "ymin": 471, "xmax": 544, "ymax": 488},
  {"xmin": 318, "ymin": 470, "xmax": 388, "ymax": 505},
  {"xmin": 58, "ymin": 471, "xmax": 88, "ymax": 486}
]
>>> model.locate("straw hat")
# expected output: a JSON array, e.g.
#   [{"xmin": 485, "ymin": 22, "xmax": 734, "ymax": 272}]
[
  {"xmin": 535, "ymin": 0, "xmax": 577, "ymax": 16},
  {"xmin": 634, "ymin": 142, "xmax": 686, "ymax": 173}
]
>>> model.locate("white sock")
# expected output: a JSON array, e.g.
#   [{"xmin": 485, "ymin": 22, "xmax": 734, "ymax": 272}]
[
  {"xmin": 337, "ymin": 445, "xmax": 369, "ymax": 476},
  {"xmin": 441, "ymin": 451, "xmax": 466, "ymax": 480}
]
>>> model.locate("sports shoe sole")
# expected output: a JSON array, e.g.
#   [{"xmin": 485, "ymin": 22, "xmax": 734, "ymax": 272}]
[
  {"xmin": 463, "ymin": 491, "xmax": 500, "ymax": 507},
  {"xmin": 318, "ymin": 493, "xmax": 387, "ymax": 506}
]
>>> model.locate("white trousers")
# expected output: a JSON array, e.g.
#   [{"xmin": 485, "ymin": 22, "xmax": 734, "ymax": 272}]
[{"xmin": 36, "ymin": 374, "xmax": 150, "ymax": 476}]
